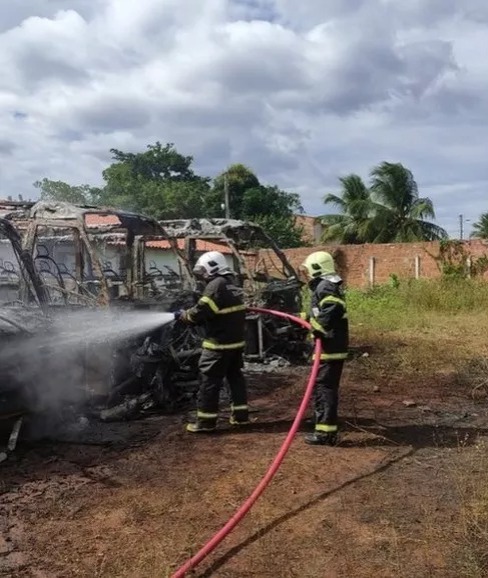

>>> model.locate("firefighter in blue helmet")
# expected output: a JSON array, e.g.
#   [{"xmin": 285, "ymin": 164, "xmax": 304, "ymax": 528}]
[
  {"xmin": 174, "ymin": 251, "xmax": 249, "ymax": 433},
  {"xmin": 301, "ymin": 251, "xmax": 349, "ymax": 446}
]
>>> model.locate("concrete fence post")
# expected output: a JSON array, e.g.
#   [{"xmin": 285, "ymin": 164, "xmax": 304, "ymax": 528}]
[
  {"xmin": 415, "ymin": 255, "xmax": 421, "ymax": 280},
  {"xmin": 369, "ymin": 257, "xmax": 375, "ymax": 287},
  {"xmin": 466, "ymin": 256, "xmax": 472, "ymax": 279}
]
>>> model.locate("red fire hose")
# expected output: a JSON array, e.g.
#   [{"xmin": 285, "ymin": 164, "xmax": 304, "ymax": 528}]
[{"xmin": 171, "ymin": 307, "xmax": 321, "ymax": 577}]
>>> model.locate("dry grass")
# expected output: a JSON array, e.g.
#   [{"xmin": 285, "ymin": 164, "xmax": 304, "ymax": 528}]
[
  {"xmin": 346, "ymin": 280, "xmax": 488, "ymax": 388},
  {"xmin": 450, "ymin": 440, "xmax": 488, "ymax": 577},
  {"xmin": 302, "ymin": 278, "xmax": 488, "ymax": 382},
  {"xmin": 348, "ymin": 279, "xmax": 488, "ymax": 576},
  {"xmin": 455, "ymin": 357, "xmax": 488, "ymax": 400}
]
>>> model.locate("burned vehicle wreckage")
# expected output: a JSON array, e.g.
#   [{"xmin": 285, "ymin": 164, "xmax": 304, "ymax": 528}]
[
  {"xmin": 161, "ymin": 218, "xmax": 309, "ymax": 363},
  {"xmin": 0, "ymin": 214, "xmax": 51, "ymax": 460},
  {"xmin": 1, "ymin": 200, "xmax": 200, "ymax": 451},
  {"xmin": 0, "ymin": 202, "xmax": 309, "ymax": 453},
  {"xmin": 19, "ymin": 201, "xmax": 201, "ymax": 423}
]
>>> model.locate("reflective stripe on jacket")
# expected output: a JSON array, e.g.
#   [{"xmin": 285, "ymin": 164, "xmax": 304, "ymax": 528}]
[
  {"xmin": 309, "ymin": 274, "xmax": 349, "ymax": 360},
  {"xmin": 184, "ymin": 275, "xmax": 246, "ymax": 350}
]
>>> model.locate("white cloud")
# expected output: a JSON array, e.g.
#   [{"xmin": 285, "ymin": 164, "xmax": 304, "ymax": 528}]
[{"xmin": 0, "ymin": 0, "xmax": 487, "ymax": 237}]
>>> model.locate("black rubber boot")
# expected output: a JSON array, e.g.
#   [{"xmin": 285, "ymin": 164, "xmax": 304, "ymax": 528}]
[
  {"xmin": 229, "ymin": 412, "xmax": 252, "ymax": 426},
  {"xmin": 304, "ymin": 432, "xmax": 338, "ymax": 446},
  {"xmin": 230, "ymin": 404, "xmax": 249, "ymax": 426}
]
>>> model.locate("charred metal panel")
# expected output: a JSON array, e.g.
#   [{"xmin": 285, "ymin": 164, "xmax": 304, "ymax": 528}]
[
  {"xmin": 15, "ymin": 202, "xmax": 203, "ymax": 422},
  {"xmin": 161, "ymin": 218, "xmax": 309, "ymax": 363}
]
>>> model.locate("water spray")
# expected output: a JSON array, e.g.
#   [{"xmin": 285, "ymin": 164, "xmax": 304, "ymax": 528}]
[{"xmin": 0, "ymin": 309, "xmax": 177, "ymax": 440}]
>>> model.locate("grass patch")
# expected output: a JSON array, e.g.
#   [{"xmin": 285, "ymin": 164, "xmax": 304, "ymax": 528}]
[
  {"xmin": 300, "ymin": 278, "xmax": 488, "ymax": 383},
  {"xmin": 342, "ymin": 279, "xmax": 488, "ymax": 382},
  {"xmin": 302, "ymin": 277, "xmax": 488, "ymax": 332},
  {"xmin": 345, "ymin": 279, "xmax": 488, "ymax": 575},
  {"xmin": 347, "ymin": 278, "xmax": 488, "ymax": 330}
]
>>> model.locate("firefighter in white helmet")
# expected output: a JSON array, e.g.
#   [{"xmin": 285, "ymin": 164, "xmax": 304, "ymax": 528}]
[
  {"xmin": 301, "ymin": 251, "xmax": 349, "ymax": 446},
  {"xmin": 174, "ymin": 251, "xmax": 249, "ymax": 432}
]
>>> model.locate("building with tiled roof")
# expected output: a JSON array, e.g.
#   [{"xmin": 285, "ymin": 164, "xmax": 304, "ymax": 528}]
[{"xmin": 84, "ymin": 214, "xmax": 121, "ymax": 228}]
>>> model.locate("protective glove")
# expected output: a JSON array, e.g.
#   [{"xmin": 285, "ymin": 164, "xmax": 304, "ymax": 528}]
[
  {"xmin": 312, "ymin": 330, "xmax": 323, "ymax": 340},
  {"xmin": 173, "ymin": 310, "xmax": 185, "ymax": 322}
]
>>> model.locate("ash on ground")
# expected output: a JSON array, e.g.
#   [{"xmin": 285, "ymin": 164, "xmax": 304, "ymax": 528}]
[{"xmin": 244, "ymin": 355, "xmax": 291, "ymax": 373}]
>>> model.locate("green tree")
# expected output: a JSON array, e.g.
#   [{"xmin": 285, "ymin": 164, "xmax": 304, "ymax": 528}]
[
  {"xmin": 34, "ymin": 150, "xmax": 306, "ymax": 247},
  {"xmin": 252, "ymin": 214, "xmax": 304, "ymax": 248},
  {"xmin": 369, "ymin": 162, "xmax": 447, "ymax": 242},
  {"xmin": 241, "ymin": 184, "xmax": 302, "ymax": 218},
  {"xmin": 209, "ymin": 164, "xmax": 305, "ymax": 248},
  {"xmin": 207, "ymin": 163, "xmax": 260, "ymax": 217},
  {"xmin": 470, "ymin": 213, "xmax": 488, "ymax": 239},
  {"xmin": 99, "ymin": 142, "xmax": 211, "ymax": 219},
  {"xmin": 322, "ymin": 162, "xmax": 447, "ymax": 244},
  {"xmin": 321, "ymin": 174, "xmax": 375, "ymax": 244},
  {"xmin": 33, "ymin": 178, "xmax": 101, "ymax": 205}
]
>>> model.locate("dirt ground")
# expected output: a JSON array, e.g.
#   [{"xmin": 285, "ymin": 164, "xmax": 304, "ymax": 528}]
[{"xmin": 1, "ymin": 361, "xmax": 488, "ymax": 578}]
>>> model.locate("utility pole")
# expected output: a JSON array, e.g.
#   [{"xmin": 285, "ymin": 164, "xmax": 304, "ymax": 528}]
[
  {"xmin": 223, "ymin": 173, "xmax": 230, "ymax": 219},
  {"xmin": 459, "ymin": 214, "xmax": 471, "ymax": 240}
]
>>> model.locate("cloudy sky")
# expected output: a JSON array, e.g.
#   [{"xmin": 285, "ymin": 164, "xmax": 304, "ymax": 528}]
[{"xmin": 1, "ymin": 0, "xmax": 487, "ymax": 237}]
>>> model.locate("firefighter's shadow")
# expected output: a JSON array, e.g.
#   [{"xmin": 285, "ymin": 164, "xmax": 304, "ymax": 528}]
[
  {"xmin": 198, "ymin": 445, "xmax": 414, "ymax": 578},
  {"xmin": 198, "ymin": 418, "xmax": 488, "ymax": 577},
  {"xmin": 230, "ymin": 417, "xmax": 488, "ymax": 449},
  {"xmin": 339, "ymin": 417, "xmax": 488, "ymax": 449}
]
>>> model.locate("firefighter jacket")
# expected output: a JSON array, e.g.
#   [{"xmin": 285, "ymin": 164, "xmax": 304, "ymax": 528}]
[
  {"xmin": 309, "ymin": 274, "xmax": 349, "ymax": 361},
  {"xmin": 183, "ymin": 274, "xmax": 246, "ymax": 350}
]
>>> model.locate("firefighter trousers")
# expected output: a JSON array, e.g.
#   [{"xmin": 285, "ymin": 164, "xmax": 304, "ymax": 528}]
[
  {"xmin": 196, "ymin": 348, "xmax": 248, "ymax": 427},
  {"xmin": 313, "ymin": 360, "xmax": 344, "ymax": 432}
]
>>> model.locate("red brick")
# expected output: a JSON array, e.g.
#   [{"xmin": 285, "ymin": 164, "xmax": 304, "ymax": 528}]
[{"xmin": 251, "ymin": 240, "xmax": 488, "ymax": 288}]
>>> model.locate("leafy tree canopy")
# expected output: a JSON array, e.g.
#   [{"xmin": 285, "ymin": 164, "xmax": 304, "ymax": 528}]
[
  {"xmin": 33, "ymin": 147, "xmax": 305, "ymax": 248},
  {"xmin": 470, "ymin": 213, "xmax": 488, "ymax": 240},
  {"xmin": 208, "ymin": 164, "xmax": 305, "ymax": 247},
  {"xmin": 34, "ymin": 178, "xmax": 101, "ymax": 205},
  {"xmin": 98, "ymin": 142, "xmax": 211, "ymax": 219},
  {"xmin": 322, "ymin": 162, "xmax": 447, "ymax": 244}
]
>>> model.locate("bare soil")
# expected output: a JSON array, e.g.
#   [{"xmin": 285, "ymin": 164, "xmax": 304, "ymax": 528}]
[{"xmin": 1, "ymin": 363, "xmax": 487, "ymax": 577}]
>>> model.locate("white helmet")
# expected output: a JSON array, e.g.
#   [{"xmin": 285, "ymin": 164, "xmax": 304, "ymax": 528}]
[{"xmin": 193, "ymin": 251, "xmax": 231, "ymax": 278}]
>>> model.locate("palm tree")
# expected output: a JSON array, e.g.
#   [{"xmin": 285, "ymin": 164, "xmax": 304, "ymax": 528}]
[
  {"xmin": 322, "ymin": 162, "xmax": 448, "ymax": 244},
  {"xmin": 470, "ymin": 213, "xmax": 488, "ymax": 239},
  {"xmin": 321, "ymin": 174, "xmax": 377, "ymax": 243},
  {"xmin": 369, "ymin": 162, "xmax": 447, "ymax": 243}
]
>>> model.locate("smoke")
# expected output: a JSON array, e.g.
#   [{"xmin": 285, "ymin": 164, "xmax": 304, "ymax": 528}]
[{"xmin": 0, "ymin": 309, "xmax": 175, "ymax": 432}]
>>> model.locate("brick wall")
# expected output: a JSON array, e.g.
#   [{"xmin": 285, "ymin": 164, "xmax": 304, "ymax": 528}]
[
  {"xmin": 293, "ymin": 214, "xmax": 324, "ymax": 245},
  {"xmin": 252, "ymin": 240, "xmax": 488, "ymax": 288}
]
